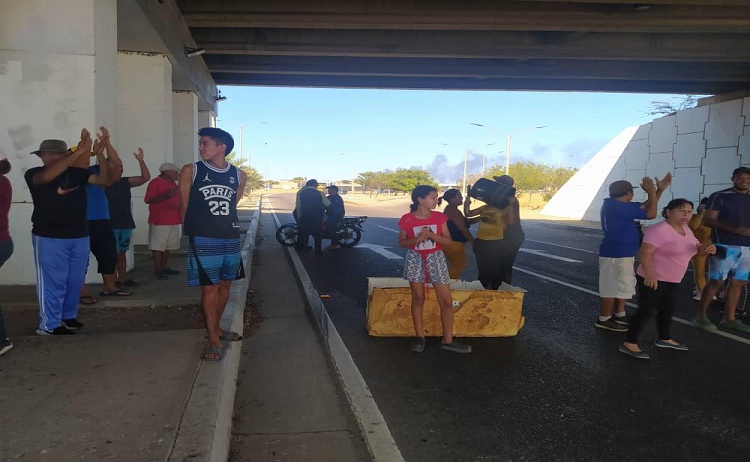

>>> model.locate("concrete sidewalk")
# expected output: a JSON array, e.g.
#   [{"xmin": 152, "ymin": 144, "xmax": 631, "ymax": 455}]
[
  {"xmin": 230, "ymin": 211, "xmax": 369, "ymax": 460},
  {"xmin": 0, "ymin": 199, "xmax": 260, "ymax": 461}
]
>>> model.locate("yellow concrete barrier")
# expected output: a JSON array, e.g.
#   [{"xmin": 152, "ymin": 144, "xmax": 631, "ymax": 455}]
[{"xmin": 366, "ymin": 278, "xmax": 525, "ymax": 337}]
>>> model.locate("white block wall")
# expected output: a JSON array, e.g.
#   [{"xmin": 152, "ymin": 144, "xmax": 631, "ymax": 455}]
[{"xmin": 543, "ymin": 97, "xmax": 750, "ymax": 222}]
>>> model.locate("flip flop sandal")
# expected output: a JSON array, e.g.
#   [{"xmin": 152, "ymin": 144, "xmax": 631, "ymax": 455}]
[
  {"xmin": 79, "ymin": 296, "xmax": 98, "ymax": 305},
  {"xmin": 99, "ymin": 288, "xmax": 132, "ymax": 297},
  {"xmin": 204, "ymin": 331, "xmax": 244, "ymax": 342},
  {"xmin": 220, "ymin": 331, "xmax": 243, "ymax": 342},
  {"xmin": 202, "ymin": 344, "xmax": 225, "ymax": 361}
]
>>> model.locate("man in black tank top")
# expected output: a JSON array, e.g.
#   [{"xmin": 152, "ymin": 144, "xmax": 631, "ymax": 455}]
[{"xmin": 179, "ymin": 127, "xmax": 247, "ymax": 361}]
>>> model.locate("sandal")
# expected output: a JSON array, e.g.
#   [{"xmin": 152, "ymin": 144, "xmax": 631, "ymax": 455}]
[
  {"xmin": 79, "ymin": 296, "xmax": 98, "ymax": 305},
  {"xmin": 202, "ymin": 344, "xmax": 224, "ymax": 361},
  {"xmin": 204, "ymin": 331, "xmax": 244, "ymax": 342},
  {"xmin": 220, "ymin": 331, "xmax": 243, "ymax": 342},
  {"xmin": 99, "ymin": 288, "xmax": 132, "ymax": 297}
]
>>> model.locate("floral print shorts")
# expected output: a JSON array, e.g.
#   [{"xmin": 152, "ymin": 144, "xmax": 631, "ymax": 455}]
[{"xmin": 403, "ymin": 249, "xmax": 450, "ymax": 285}]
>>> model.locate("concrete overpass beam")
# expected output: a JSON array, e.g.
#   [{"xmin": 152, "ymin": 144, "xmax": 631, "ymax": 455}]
[{"xmin": 0, "ymin": 0, "xmax": 118, "ymax": 284}]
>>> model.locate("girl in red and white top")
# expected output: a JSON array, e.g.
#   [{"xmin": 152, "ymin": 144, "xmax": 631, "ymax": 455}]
[{"xmin": 398, "ymin": 185, "xmax": 471, "ymax": 354}]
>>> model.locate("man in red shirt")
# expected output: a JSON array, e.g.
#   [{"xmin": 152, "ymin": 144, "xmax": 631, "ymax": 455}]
[{"xmin": 144, "ymin": 163, "xmax": 183, "ymax": 279}]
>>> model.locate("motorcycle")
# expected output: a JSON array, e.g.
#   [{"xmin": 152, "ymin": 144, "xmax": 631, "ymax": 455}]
[{"xmin": 275, "ymin": 216, "xmax": 368, "ymax": 248}]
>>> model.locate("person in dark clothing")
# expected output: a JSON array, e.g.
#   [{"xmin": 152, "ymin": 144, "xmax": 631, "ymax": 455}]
[
  {"xmin": 295, "ymin": 179, "xmax": 330, "ymax": 253},
  {"xmin": 324, "ymin": 184, "xmax": 345, "ymax": 250}
]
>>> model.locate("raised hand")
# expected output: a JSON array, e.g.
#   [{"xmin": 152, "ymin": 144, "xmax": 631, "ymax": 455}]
[
  {"xmin": 97, "ymin": 126, "xmax": 111, "ymax": 145},
  {"xmin": 640, "ymin": 176, "xmax": 657, "ymax": 194},
  {"xmin": 656, "ymin": 172, "xmax": 672, "ymax": 192},
  {"xmin": 76, "ymin": 128, "xmax": 92, "ymax": 156},
  {"xmin": 133, "ymin": 147, "xmax": 144, "ymax": 162}
]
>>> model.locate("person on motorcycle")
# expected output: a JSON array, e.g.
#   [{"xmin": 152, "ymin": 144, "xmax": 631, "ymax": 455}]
[
  {"xmin": 324, "ymin": 185, "xmax": 346, "ymax": 250},
  {"xmin": 295, "ymin": 179, "xmax": 330, "ymax": 253}
]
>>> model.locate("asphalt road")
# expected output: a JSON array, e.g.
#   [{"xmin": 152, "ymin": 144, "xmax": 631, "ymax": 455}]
[{"xmin": 264, "ymin": 192, "xmax": 750, "ymax": 462}]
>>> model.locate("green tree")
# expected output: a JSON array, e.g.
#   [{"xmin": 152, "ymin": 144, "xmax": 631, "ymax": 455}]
[
  {"xmin": 386, "ymin": 168, "xmax": 436, "ymax": 194},
  {"xmin": 225, "ymin": 151, "xmax": 265, "ymax": 193}
]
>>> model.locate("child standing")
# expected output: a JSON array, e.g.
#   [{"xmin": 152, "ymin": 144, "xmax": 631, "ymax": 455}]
[{"xmin": 398, "ymin": 185, "xmax": 472, "ymax": 354}]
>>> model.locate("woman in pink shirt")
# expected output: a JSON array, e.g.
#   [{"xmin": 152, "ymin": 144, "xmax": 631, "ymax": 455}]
[{"xmin": 620, "ymin": 199, "xmax": 716, "ymax": 359}]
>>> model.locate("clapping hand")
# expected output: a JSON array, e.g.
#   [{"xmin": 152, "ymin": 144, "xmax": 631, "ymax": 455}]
[
  {"xmin": 640, "ymin": 176, "xmax": 657, "ymax": 194},
  {"xmin": 656, "ymin": 172, "xmax": 672, "ymax": 192},
  {"xmin": 75, "ymin": 128, "xmax": 92, "ymax": 157}
]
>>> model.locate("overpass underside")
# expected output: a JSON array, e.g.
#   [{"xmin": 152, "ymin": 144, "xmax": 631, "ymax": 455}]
[{"xmin": 179, "ymin": 0, "xmax": 750, "ymax": 94}]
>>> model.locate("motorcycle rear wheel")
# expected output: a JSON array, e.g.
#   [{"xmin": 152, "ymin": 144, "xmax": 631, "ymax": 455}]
[{"xmin": 275, "ymin": 223, "xmax": 298, "ymax": 246}]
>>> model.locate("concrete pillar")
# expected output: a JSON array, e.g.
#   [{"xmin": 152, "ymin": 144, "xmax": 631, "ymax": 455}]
[
  {"xmin": 198, "ymin": 110, "xmax": 217, "ymax": 130},
  {"xmin": 173, "ymin": 91, "xmax": 199, "ymax": 166},
  {"xmin": 0, "ymin": 0, "xmax": 117, "ymax": 285},
  {"xmin": 117, "ymin": 52, "xmax": 174, "ymax": 250}
]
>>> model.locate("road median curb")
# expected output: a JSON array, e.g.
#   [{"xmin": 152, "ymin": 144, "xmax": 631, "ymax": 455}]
[{"xmin": 167, "ymin": 197, "xmax": 261, "ymax": 462}]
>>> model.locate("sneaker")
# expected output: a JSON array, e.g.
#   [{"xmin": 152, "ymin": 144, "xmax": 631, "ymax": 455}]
[
  {"xmin": 594, "ymin": 318, "xmax": 628, "ymax": 332},
  {"xmin": 692, "ymin": 293, "xmax": 701, "ymax": 301},
  {"xmin": 163, "ymin": 268, "xmax": 181, "ymax": 275},
  {"xmin": 612, "ymin": 315, "xmax": 629, "ymax": 326},
  {"xmin": 654, "ymin": 340, "xmax": 689, "ymax": 351},
  {"xmin": 408, "ymin": 337, "xmax": 426, "ymax": 353},
  {"xmin": 693, "ymin": 316, "xmax": 717, "ymax": 331},
  {"xmin": 439, "ymin": 340, "xmax": 472, "ymax": 353},
  {"xmin": 36, "ymin": 326, "xmax": 76, "ymax": 336},
  {"xmin": 719, "ymin": 318, "xmax": 750, "ymax": 333},
  {"xmin": 154, "ymin": 271, "xmax": 168, "ymax": 280},
  {"xmin": 325, "ymin": 244, "xmax": 341, "ymax": 251},
  {"xmin": 618, "ymin": 343, "xmax": 650, "ymax": 359},
  {"xmin": 122, "ymin": 279, "xmax": 138, "ymax": 287},
  {"xmin": 0, "ymin": 340, "xmax": 12, "ymax": 356},
  {"xmin": 62, "ymin": 318, "xmax": 84, "ymax": 330}
]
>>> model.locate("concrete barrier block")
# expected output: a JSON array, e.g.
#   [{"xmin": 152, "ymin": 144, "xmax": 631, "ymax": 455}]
[{"xmin": 366, "ymin": 278, "xmax": 525, "ymax": 337}]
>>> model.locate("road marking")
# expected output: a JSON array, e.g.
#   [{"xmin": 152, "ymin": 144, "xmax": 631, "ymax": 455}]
[
  {"xmin": 519, "ymin": 248, "xmax": 582, "ymax": 263},
  {"xmin": 514, "ymin": 266, "xmax": 750, "ymax": 346},
  {"xmin": 378, "ymin": 225, "xmax": 399, "ymax": 233},
  {"xmin": 264, "ymin": 195, "xmax": 405, "ymax": 461},
  {"xmin": 359, "ymin": 243, "xmax": 404, "ymax": 260},
  {"xmin": 524, "ymin": 239, "xmax": 598, "ymax": 254}
]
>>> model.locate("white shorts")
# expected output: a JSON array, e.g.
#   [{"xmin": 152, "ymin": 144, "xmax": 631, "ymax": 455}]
[
  {"xmin": 598, "ymin": 256, "xmax": 636, "ymax": 299},
  {"xmin": 148, "ymin": 224, "xmax": 182, "ymax": 251}
]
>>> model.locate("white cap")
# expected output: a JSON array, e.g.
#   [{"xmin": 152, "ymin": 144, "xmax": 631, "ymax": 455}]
[{"xmin": 159, "ymin": 162, "xmax": 179, "ymax": 172}]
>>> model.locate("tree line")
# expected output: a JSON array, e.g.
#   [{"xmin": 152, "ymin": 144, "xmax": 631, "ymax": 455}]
[{"xmin": 356, "ymin": 162, "xmax": 577, "ymax": 199}]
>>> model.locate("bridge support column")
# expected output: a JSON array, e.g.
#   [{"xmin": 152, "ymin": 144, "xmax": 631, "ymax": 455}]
[
  {"xmin": 173, "ymin": 91, "xmax": 199, "ymax": 166},
  {"xmin": 0, "ymin": 0, "xmax": 117, "ymax": 284},
  {"xmin": 116, "ymin": 52, "xmax": 174, "ymax": 249}
]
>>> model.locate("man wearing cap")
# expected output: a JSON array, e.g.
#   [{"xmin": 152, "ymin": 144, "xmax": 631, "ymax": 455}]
[
  {"xmin": 144, "ymin": 162, "xmax": 183, "ymax": 279},
  {"xmin": 694, "ymin": 166, "xmax": 750, "ymax": 332},
  {"xmin": 179, "ymin": 127, "xmax": 247, "ymax": 361},
  {"xmin": 25, "ymin": 129, "xmax": 112, "ymax": 335},
  {"xmin": 596, "ymin": 173, "xmax": 671, "ymax": 332},
  {"xmin": 295, "ymin": 179, "xmax": 330, "ymax": 253}
]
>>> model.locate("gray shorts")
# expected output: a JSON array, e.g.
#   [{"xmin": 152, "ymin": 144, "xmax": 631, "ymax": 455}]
[{"xmin": 403, "ymin": 249, "xmax": 450, "ymax": 285}]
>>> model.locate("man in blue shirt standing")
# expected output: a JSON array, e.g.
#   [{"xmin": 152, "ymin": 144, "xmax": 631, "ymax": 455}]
[
  {"xmin": 324, "ymin": 185, "xmax": 345, "ymax": 250},
  {"xmin": 694, "ymin": 166, "xmax": 750, "ymax": 332},
  {"xmin": 596, "ymin": 173, "xmax": 671, "ymax": 332}
]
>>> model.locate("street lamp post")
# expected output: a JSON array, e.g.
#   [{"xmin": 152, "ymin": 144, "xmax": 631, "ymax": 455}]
[
  {"xmin": 340, "ymin": 153, "xmax": 356, "ymax": 193},
  {"xmin": 470, "ymin": 123, "xmax": 548, "ymax": 175}
]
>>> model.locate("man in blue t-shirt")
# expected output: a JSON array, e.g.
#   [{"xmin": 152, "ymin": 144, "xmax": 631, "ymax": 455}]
[
  {"xmin": 595, "ymin": 173, "xmax": 671, "ymax": 332},
  {"xmin": 324, "ymin": 185, "xmax": 345, "ymax": 250},
  {"xmin": 694, "ymin": 166, "xmax": 750, "ymax": 332}
]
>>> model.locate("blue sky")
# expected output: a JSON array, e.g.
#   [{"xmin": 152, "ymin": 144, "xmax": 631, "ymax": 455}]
[{"xmin": 216, "ymin": 86, "xmax": 685, "ymax": 184}]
